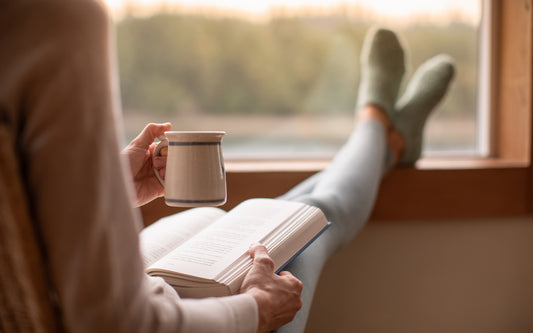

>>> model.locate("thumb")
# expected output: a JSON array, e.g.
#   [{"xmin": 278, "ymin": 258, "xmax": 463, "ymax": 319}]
[
  {"xmin": 249, "ymin": 243, "xmax": 267, "ymax": 258},
  {"xmin": 249, "ymin": 243, "xmax": 275, "ymax": 273},
  {"xmin": 132, "ymin": 122, "xmax": 172, "ymax": 148}
]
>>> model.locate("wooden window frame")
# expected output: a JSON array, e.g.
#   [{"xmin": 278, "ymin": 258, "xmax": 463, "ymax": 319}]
[{"xmin": 141, "ymin": 0, "xmax": 533, "ymax": 225}]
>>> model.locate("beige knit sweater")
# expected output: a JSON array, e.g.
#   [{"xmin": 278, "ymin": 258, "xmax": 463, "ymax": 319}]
[{"xmin": 0, "ymin": 0, "xmax": 258, "ymax": 331}]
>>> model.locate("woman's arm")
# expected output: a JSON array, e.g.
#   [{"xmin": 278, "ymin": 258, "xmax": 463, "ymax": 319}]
[{"xmin": 7, "ymin": 1, "xmax": 259, "ymax": 331}]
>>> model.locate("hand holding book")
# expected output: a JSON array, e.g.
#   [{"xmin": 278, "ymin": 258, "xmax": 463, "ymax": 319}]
[{"xmin": 241, "ymin": 243, "xmax": 303, "ymax": 333}]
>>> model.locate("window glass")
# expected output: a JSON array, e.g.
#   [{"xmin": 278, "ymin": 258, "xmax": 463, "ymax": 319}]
[{"xmin": 105, "ymin": 0, "xmax": 481, "ymax": 159}]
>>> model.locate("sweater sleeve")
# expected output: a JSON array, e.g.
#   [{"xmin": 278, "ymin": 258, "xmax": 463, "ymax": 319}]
[
  {"xmin": 0, "ymin": 0, "xmax": 258, "ymax": 332},
  {"xmin": 149, "ymin": 277, "xmax": 258, "ymax": 333}
]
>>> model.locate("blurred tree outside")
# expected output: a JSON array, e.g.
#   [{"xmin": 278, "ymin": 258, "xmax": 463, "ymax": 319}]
[{"xmin": 115, "ymin": 5, "xmax": 479, "ymax": 158}]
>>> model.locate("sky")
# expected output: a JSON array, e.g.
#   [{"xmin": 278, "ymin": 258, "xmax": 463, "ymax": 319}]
[{"xmin": 102, "ymin": 0, "xmax": 480, "ymax": 22}]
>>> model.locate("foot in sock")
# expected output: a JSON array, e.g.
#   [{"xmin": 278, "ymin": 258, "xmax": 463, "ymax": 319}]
[
  {"xmin": 394, "ymin": 54, "xmax": 455, "ymax": 165},
  {"xmin": 356, "ymin": 27, "xmax": 405, "ymax": 117}
]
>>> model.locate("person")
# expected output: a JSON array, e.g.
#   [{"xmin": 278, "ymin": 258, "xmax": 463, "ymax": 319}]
[{"xmin": 0, "ymin": 0, "xmax": 454, "ymax": 332}]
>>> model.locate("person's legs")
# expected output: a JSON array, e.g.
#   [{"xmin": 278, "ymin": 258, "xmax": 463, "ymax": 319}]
[
  {"xmin": 275, "ymin": 27, "xmax": 455, "ymax": 332},
  {"xmin": 276, "ymin": 108, "xmax": 394, "ymax": 333},
  {"xmin": 275, "ymin": 27, "xmax": 406, "ymax": 333},
  {"xmin": 278, "ymin": 27, "xmax": 404, "ymax": 204}
]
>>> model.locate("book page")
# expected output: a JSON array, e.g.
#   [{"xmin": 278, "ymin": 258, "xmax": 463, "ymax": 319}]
[
  {"xmin": 140, "ymin": 207, "xmax": 226, "ymax": 267},
  {"xmin": 148, "ymin": 199, "xmax": 306, "ymax": 279}
]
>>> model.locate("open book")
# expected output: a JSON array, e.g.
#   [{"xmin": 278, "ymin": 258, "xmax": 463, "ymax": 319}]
[{"xmin": 141, "ymin": 198, "xmax": 329, "ymax": 298}]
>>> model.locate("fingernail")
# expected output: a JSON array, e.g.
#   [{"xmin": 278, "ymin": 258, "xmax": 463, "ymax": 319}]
[{"xmin": 153, "ymin": 158, "xmax": 162, "ymax": 168}]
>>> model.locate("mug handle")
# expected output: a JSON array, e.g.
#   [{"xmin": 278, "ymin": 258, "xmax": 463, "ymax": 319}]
[{"xmin": 152, "ymin": 134, "xmax": 167, "ymax": 186}]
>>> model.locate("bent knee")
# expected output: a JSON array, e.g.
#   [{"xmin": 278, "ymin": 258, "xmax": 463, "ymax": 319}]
[
  {"xmin": 35, "ymin": 0, "xmax": 110, "ymax": 43},
  {"xmin": 40, "ymin": 0, "xmax": 109, "ymax": 22}
]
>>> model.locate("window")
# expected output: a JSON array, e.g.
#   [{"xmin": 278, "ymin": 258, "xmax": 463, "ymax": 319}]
[
  {"xmin": 104, "ymin": 1, "xmax": 532, "ymax": 224},
  {"xmin": 107, "ymin": 0, "xmax": 482, "ymax": 159}
]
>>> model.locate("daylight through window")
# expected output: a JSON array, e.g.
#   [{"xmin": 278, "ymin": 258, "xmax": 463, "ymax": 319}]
[{"xmin": 106, "ymin": 0, "xmax": 482, "ymax": 159}]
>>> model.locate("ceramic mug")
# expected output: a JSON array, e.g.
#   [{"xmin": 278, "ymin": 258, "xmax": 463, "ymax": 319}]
[{"xmin": 153, "ymin": 131, "xmax": 227, "ymax": 207}]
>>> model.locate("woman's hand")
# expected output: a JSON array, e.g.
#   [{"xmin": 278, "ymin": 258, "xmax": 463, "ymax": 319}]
[
  {"xmin": 241, "ymin": 244, "xmax": 303, "ymax": 333},
  {"xmin": 122, "ymin": 122, "xmax": 171, "ymax": 207}
]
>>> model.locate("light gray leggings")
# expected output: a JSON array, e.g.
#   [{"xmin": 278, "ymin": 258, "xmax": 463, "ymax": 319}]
[{"xmin": 276, "ymin": 119, "xmax": 388, "ymax": 332}]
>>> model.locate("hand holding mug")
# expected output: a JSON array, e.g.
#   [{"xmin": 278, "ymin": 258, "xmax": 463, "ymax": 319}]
[{"xmin": 122, "ymin": 122, "xmax": 172, "ymax": 207}]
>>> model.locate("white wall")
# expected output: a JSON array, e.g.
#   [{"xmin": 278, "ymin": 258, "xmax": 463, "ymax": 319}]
[{"xmin": 306, "ymin": 216, "xmax": 533, "ymax": 333}]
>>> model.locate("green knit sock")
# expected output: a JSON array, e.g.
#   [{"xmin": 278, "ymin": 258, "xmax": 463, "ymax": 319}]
[
  {"xmin": 356, "ymin": 27, "xmax": 406, "ymax": 116},
  {"xmin": 394, "ymin": 54, "xmax": 455, "ymax": 165}
]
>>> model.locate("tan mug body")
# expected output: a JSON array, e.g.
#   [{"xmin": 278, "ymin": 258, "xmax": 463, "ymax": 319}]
[{"xmin": 153, "ymin": 131, "xmax": 226, "ymax": 207}]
